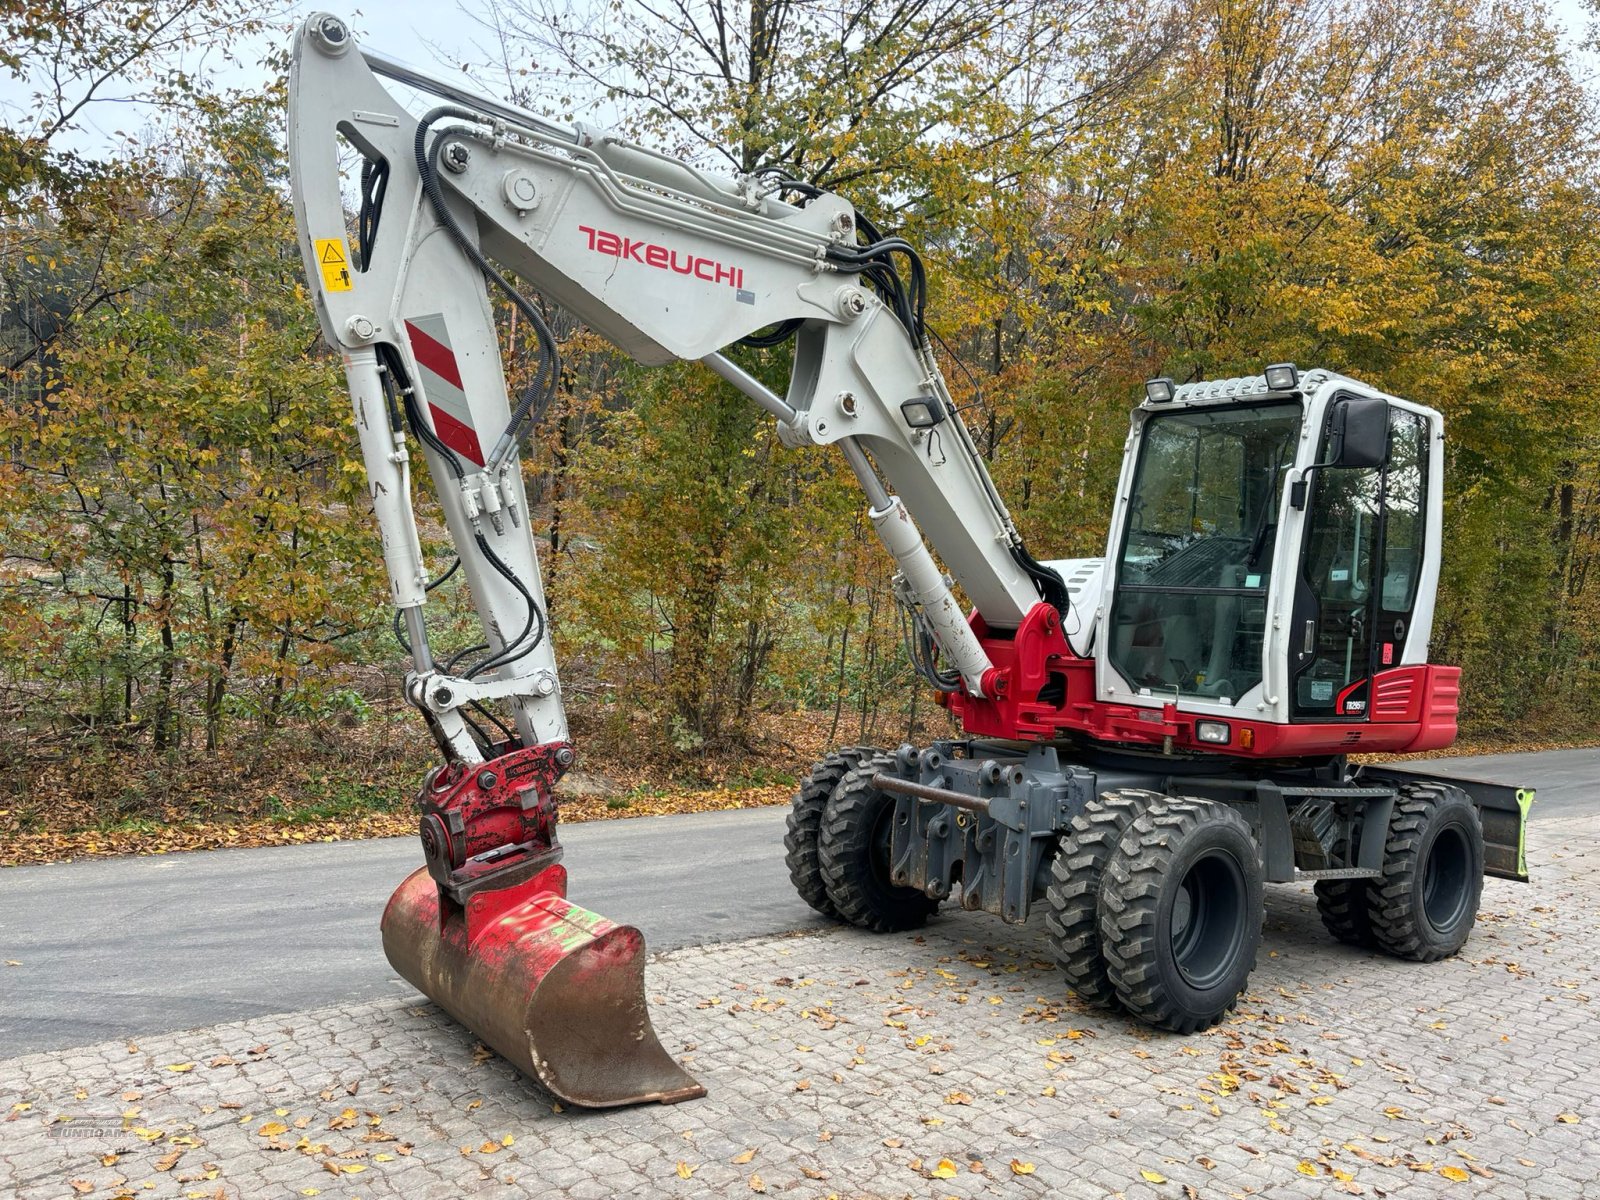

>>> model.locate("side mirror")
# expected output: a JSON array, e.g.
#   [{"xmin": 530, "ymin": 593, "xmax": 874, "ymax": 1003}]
[
  {"xmin": 1329, "ymin": 396, "xmax": 1389, "ymax": 469},
  {"xmin": 1289, "ymin": 395, "xmax": 1392, "ymax": 509}
]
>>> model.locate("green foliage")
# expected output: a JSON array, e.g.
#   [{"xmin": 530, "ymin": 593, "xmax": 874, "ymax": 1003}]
[{"xmin": 0, "ymin": 90, "xmax": 387, "ymax": 763}]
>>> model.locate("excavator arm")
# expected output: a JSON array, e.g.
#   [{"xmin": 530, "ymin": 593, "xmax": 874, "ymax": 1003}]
[{"xmin": 286, "ymin": 12, "xmax": 1058, "ymax": 1107}]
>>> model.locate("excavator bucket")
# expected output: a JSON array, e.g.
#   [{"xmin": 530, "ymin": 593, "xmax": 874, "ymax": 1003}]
[{"xmin": 381, "ymin": 861, "xmax": 706, "ymax": 1108}]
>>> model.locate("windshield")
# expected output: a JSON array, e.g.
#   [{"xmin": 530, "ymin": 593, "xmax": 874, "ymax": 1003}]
[{"xmin": 1110, "ymin": 401, "xmax": 1301, "ymax": 702}]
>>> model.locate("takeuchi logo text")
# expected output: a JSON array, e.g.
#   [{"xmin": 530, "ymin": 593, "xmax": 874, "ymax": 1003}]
[{"xmin": 578, "ymin": 225, "xmax": 746, "ymax": 289}]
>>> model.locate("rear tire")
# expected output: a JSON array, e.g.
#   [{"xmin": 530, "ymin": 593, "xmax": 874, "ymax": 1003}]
[
  {"xmin": 1043, "ymin": 789, "xmax": 1166, "ymax": 1010},
  {"xmin": 785, "ymin": 746, "xmax": 877, "ymax": 919},
  {"xmin": 1315, "ymin": 879, "xmax": 1375, "ymax": 948},
  {"xmin": 817, "ymin": 756, "xmax": 939, "ymax": 933},
  {"xmin": 1367, "ymin": 783, "xmax": 1483, "ymax": 962},
  {"xmin": 1100, "ymin": 797, "xmax": 1264, "ymax": 1034}
]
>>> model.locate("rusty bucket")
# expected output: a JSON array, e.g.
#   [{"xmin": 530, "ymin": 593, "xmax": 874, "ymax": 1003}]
[{"xmin": 381, "ymin": 862, "xmax": 706, "ymax": 1108}]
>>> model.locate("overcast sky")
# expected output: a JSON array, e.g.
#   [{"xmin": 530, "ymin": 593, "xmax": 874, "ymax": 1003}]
[{"xmin": 4, "ymin": 0, "xmax": 1597, "ymax": 159}]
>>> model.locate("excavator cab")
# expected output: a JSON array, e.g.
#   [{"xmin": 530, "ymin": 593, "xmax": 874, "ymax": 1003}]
[{"xmin": 1100, "ymin": 368, "xmax": 1453, "ymax": 757}]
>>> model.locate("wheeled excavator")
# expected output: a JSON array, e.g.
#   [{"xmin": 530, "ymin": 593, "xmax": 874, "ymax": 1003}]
[{"xmin": 286, "ymin": 14, "xmax": 1535, "ymax": 1108}]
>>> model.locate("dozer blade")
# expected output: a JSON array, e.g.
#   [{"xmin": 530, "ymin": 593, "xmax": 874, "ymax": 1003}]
[{"xmin": 381, "ymin": 863, "xmax": 706, "ymax": 1108}]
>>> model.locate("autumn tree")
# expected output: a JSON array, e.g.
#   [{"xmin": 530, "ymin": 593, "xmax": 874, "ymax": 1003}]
[{"xmin": 0, "ymin": 93, "xmax": 383, "ymax": 770}]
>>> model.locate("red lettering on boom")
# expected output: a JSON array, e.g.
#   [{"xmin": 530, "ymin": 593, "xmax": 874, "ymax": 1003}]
[{"xmin": 577, "ymin": 224, "xmax": 749, "ymax": 290}]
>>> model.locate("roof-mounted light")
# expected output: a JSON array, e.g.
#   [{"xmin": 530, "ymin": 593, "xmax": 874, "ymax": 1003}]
[
  {"xmin": 1144, "ymin": 377, "xmax": 1176, "ymax": 404},
  {"xmin": 1264, "ymin": 362, "xmax": 1299, "ymax": 391}
]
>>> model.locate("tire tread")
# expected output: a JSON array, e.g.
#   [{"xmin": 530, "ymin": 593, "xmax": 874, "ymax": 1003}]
[
  {"xmin": 1043, "ymin": 788, "xmax": 1166, "ymax": 1010},
  {"xmin": 784, "ymin": 745, "xmax": 876, "ymax": 919}
]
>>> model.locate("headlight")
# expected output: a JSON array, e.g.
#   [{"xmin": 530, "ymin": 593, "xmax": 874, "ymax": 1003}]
[{"xmin": 1196, "ymin": 720, "xmax": 1231, "ymax": 745}]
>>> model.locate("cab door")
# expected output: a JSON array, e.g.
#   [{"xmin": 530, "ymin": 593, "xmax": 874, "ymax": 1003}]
[{"xmin": 1290, "ymin": 401, "xmax": 1428, "ymax": 721}]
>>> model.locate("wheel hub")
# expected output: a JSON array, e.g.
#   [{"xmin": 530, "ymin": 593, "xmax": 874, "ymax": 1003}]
[
  {"xmin": 1422, "ymin": 825, "xmax": 1472, "ymax": 933},
  {"xmin": 1168, "ymin": 848, "xmax": 1248, "ymax": 991}
]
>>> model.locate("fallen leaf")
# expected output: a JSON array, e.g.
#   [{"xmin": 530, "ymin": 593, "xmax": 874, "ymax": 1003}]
[
  {"xmin": 1010, "ymin": 1160, "xmax": 1036, "ymax": 1175},
  {"xmin": 930, "ymin": 1159, "xmax": 959, "ymax": 1179},
  {"xmin": 944, "ymin": 1090, "xmax": 974, "ymax": 1106},
  {"xmin": 501, "ymin": 1135, "xmax": 514, "ymax": 1147},
  {"xmin": 1142, "ymin": 1168, "xmax": 1168, "ymax": 1183},
  {"xmin": 479, "ymin": 1141, "xmax": 501, "ymax": 1154},
  {"xmin": 676, "ymin": 1161, "xmax": 695, "ymax": 1180},
  {"xmin": 1439, "ymin": 1166, "xmax": 1470, "ymax": 1182},
  {"xmin": 155, "ymin": 1151, "xmax": 182, "ymax": 1172},
  {"xmin": 258, "ymin": 1122, "xmax": 289, "ymax": 1138},
  {"xmin": 167, "ymin": 1063, "xmax": 195, "ymax": 1073},
  {"xmin": 1556, "ymin": 1114, "xmax": 1581, "ymax": 1124},
  {"xmin": 70, "ymin": 1181, "xmax": 93, "ymax": 1195},
  {"xmin": 748, "ymin": 1172, "xmax": 766, "ymax": 1192},
  {"xmin": 299, "ymin": 1191, "xmax": 320, "ymax": 1197},
  {"xmin": 1298, "ymin": 1161, "xmax": 1320, "ymax": 1177},
  {"xmin": 208, "ymin": 1056, "xmax": 235, "ymax": 1068},
  {"xmin": 794, "ymin": 1079, "xmax": 810, "ymax": 1092},
  {"xmin": 731, "ymin": 1149, "xmax": 756, "ymax": 1165},
  {"xmin": 801, "ymin": 1166, "xmax": 826, "ymax": 1180}
]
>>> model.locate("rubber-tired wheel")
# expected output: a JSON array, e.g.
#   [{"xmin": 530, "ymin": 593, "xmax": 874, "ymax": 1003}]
[
  {"xmin": 1367, "ymin": 783, "xmax": 1483, "ymax": 962},
  {"xmin": 1100, "ymin": 797, "xmax": 1264, "ymax": 1034},
  {"xmin": 817, "ymin": 755, "xmax": 939, "ymax": 933},
  {"xmin": 784, "ymin": 745, "xmax": 878, "ymax": 919},
  {"xmin": 1315, "ymin": 878, "xmax": 1375, "ymax": 948},
  {"xmin": 1043, "ymin": 789, "xmax": 1166, "ymax": 1010}
]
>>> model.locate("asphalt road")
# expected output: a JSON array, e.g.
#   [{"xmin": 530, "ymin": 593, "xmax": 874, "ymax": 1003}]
[{"xmin": 0, "ymin": 747, "xmax": 1590, "ymax": 1058}]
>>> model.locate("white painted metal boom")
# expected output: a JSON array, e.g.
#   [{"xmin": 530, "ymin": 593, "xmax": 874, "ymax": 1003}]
[{"xmin": 287, "ymin": 13, "xmax": 1049, "ymax": 757}]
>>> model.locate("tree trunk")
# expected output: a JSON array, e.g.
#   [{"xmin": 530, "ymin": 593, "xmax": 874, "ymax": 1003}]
[{"xmin": 152, "ymin": 557, "xmax": 177, "ymax": 755}]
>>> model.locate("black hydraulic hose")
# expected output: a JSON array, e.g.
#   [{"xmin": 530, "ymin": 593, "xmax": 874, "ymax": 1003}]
[
  {"xmin": 1010, "ymin": 543, "xmax": 1072, "ymax": 617},
  {"xmin": 357, "ymin": 155, "xmax": 389, "ymax": 272},
  {"xmin": 413, "ymin": 107, "xmax": 561, "ymax": 466},
  {"xmin": 462, "ymin": 529, "xmax": 545, "ymax": 677}
]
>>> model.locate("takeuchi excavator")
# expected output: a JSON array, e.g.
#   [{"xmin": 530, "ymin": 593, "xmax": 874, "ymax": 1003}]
[{"xmin": 286, "ymin": 14, "xmax": 1535, "ymax": 1108}]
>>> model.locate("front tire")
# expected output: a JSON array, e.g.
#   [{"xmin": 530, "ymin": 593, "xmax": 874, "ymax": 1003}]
[
  {"xmin": 1100, "ymin": 797, "xmax": 1264, "ymax": 1034},
  {"xmin": 817, "ymin": 756, "xmax": 939, "ymax": 933},
  {"xmin": 1044, "ymin": 789, "xmax": 1166, "ymax": 1010},
  {"xmin": 1367, "ymin": 783, "xmax": 1483, "ymax": 962},
  {"xmin": 785, "ymin": 746, "xmax": 877, "ymax": 919}
]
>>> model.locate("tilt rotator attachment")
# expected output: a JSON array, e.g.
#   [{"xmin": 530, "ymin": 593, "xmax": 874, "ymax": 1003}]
[{"xmin": 379, "ymin": 741, "xmax": 706, "ymax": 1108}]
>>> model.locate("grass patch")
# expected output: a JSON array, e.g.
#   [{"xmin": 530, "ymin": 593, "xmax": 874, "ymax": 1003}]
[{"xmin": 267, "ymin": 779, "xmax": 408, "ymax": 826}]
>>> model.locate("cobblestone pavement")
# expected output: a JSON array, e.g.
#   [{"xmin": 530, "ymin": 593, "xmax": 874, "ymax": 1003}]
[{"xmin": 4, "ymin": 816, "xmax": 1598, "ymax": 1200}]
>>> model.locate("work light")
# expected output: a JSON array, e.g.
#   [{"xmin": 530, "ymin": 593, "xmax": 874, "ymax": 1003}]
[
  {"xmin": 1144, "ymin": 377, "xmax": 1176, "ymax": 403},
  {"xmin": 900, "ymin": 396, "xmax": 945, "ymax": 428},
  {"xmin": 1264, "ymin": 362, "xmax": 1299, "ymax": 391}
]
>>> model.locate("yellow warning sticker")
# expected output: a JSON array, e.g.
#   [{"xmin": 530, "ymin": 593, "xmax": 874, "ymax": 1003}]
[{"xmin": 314, "ymin": 237, "xmax": 353, "ymax": 292}]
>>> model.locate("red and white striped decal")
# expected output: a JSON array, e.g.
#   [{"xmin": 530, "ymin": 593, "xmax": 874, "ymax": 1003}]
[{"xmin": 403, "ymin": 313, "xmax": 485, "ymax": 466}]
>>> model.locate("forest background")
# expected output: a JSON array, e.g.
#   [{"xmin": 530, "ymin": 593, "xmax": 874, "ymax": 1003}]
[{"xmin": 3, "ymin": 0, "xmax": 1598, "ymax": 853}]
